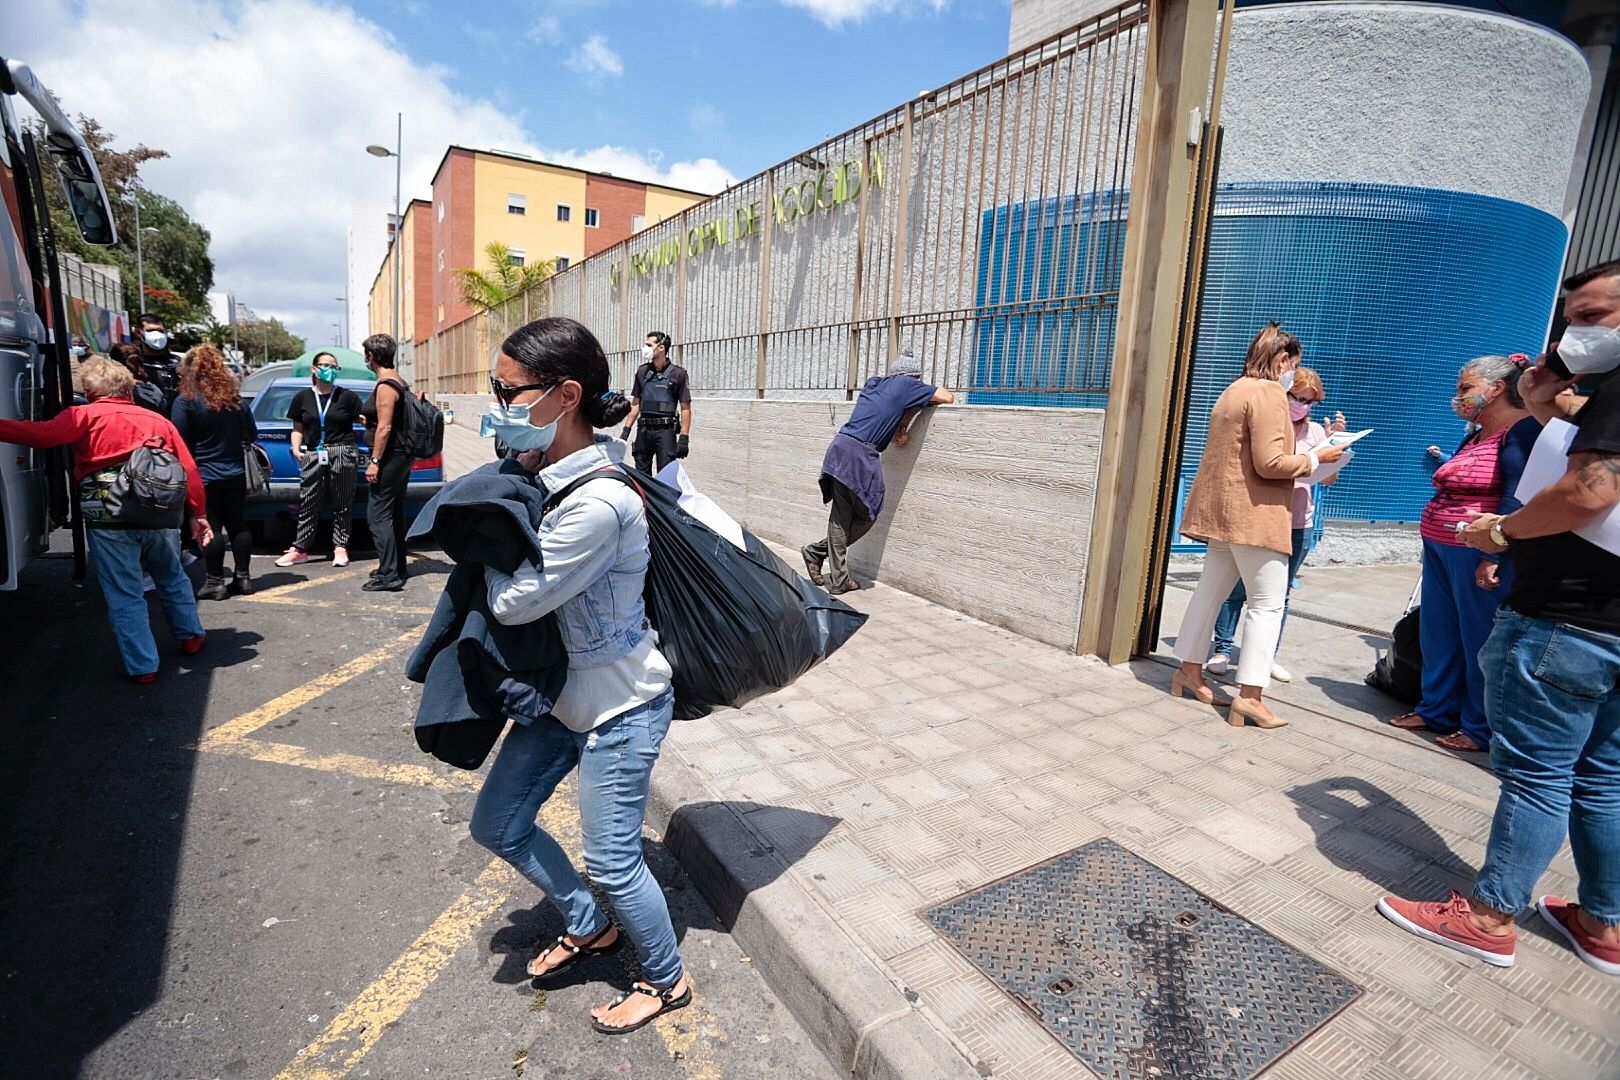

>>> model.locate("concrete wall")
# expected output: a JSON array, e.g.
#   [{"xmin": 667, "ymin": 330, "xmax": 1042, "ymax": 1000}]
[{"xmin": 437, "ymin": 395, "xmax": 1107, "ymax": 651}]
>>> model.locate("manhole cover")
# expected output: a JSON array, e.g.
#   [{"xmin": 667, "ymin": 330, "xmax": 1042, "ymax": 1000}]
[{"xmin": 922, "ymin": 839, "xmax": 1359, "ymax": 1080}]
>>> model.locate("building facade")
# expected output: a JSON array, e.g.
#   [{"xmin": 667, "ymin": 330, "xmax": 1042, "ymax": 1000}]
[{"xmin": 367, "ymin": 147, "xmax": 710, "ymax": 341}]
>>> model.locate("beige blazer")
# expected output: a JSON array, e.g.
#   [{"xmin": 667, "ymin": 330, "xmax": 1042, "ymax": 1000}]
[{"xmin": 1180, "ymin": 377, "xmax": 1315, "ymax": 555}]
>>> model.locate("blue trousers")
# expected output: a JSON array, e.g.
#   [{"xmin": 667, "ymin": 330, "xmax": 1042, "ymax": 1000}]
[
  {"xmin": 469, "ymin": 688, "xmax": 682, "ymax": 987},
  {"xmin": 1474, "ymin": 612, "xmax": 1620, "ymax": 924},
  {"xmin": 1416, "ymin": 538, "xmax": 1511, "ymax": 746},
  {"xmin": 88, "ymin": 527, "xmax": 206, "ymax": 676},
  {"xmin": 1211, "ymin": 528, "xmax": 1311, "ymax": 657}
]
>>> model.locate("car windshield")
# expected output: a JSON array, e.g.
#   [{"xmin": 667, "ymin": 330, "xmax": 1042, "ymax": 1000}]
[{"xmin": 253, "ymin": 382, "xmax": 372, "ymax": 422}]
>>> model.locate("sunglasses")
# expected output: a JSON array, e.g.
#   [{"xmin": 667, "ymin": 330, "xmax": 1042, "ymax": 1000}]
[{"xmin": 489, "ymin": 375, "xmax": 551, "ymax": 405}]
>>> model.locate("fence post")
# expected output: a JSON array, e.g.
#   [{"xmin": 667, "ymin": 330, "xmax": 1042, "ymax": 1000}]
[
  {"xmin": 1075, "ymin": 0, "xmax": 1222, "ymax": 663},
  {"xmin": 755, "ymin": 172, "xmax": 775, "ymax": 399},
  {"xmin": 847, "ymin": 135, "xmax": 876, "ymax": 399},
  {"xmin": 885, "ymin": 102, "xmax": 916, "ymax": 368},
  {"xmin": 675, "ymin": 209, "xmax": 688, "ymax": 369}
]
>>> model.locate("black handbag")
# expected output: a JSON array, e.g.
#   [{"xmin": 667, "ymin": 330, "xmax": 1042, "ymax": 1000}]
[{"xmin": 244, "ymin": 442, "xmax": 270, "ymax": 496}]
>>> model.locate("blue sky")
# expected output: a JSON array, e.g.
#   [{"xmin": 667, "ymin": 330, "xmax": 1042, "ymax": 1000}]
[
  {"xmin": 7, "ymin": 0, "xmax": 1010, "ymax": 342},
  {"xmin": 366, "ymin": 0, "xmax": 1009, "ymax": 186}
]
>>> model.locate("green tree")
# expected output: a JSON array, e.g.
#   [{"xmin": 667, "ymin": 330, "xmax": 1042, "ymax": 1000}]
[
  {"xmin": 233, "ymin": 314, "xmax": 306, "ymax": 364},
  {"xmin": 453, "ymin": 241, "xmax": 554, "ymax": 314}
]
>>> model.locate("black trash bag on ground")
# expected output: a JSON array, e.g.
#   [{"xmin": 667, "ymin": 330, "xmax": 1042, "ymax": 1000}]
[
  {"xmin": 548, "ymin": 466, "xmax": 868, "ymax": 721},
  {"xmin": 1366, "ymin": 605, "xmax": 1422, "ymax": 706}
]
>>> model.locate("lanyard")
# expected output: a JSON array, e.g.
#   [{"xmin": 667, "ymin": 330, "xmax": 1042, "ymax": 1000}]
[{"xmin": 315, "ymin": 389, "xmax": 333, "ymax": 448}]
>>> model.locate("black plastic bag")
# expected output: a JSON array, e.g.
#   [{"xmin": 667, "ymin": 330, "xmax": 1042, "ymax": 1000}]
[
  {"xmin": 1366, "ymin": 605, "xmax": 1422, "ymax": 705},
  {"xmin": 548, "ymin": 467, "xmax": 868, "ymax": 721}
]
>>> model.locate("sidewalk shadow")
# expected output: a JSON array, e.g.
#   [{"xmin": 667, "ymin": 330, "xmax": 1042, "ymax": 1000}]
[
  {"xmin": 0, "ymin": 560, "xmax": 254, "ymax": 1074},
  {"xmin": 1285, "ymin": 776, "xmax": 1476, "ymax": 893},
  {"xmin": 487, "ymin": 802, "xmax": 838, "ymax": 993}
]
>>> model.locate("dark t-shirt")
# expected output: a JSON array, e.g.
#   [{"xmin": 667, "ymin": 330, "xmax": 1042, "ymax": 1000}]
[
  {"xmin": 287, "ymin": 386, "xmax": 362, "ymax": 446},
  {"xmin": 171, "ymin": 394, "xmax": 258, "ymax": 484},
  {"xmin": 631, "ymin": 362, "xmax": 691, "ymax": 418},
  {"xmin": 839, "ymin": 375, "xmax": 938, "ymax": 451},
  {"xmin": 1506, "ymin": 380, "xmax": 1620, "ymax": 634}
]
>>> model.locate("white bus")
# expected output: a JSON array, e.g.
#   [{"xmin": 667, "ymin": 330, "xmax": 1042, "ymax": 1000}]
[{"xmin": 0, "ymin": 57, "xmax": 118, "ymax": 589}]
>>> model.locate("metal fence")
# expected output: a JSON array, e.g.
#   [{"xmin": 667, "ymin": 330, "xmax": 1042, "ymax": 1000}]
[{"xmin": 417, "ymin": 2, "xmax": 1149, "ymax": 403}]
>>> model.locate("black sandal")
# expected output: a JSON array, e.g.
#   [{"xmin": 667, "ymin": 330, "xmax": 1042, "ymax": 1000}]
[
  {"xmin": 590, "ymin": 978, "xmax": 693, "ymax": 1035},
  {"xmin": 527, "ymin": 923, "xmax": 621, "ymax": 980}
]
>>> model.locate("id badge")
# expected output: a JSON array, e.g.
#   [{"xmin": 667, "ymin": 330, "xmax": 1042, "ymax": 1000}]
[{"xmin": 317, "ymin": 447, "xmax": 330, "ymax": 466}]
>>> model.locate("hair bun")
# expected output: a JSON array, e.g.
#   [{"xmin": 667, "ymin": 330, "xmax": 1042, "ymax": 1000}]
[{"xmin": 588, "ymin": 389, "xmax": 633, "ymax": 429}]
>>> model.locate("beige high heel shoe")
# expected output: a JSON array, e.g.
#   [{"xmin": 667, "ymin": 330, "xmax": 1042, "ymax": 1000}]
[
  {"xmin": 1170, "ymin": 670, "xmax": 1232, "ymax": 707},
  {"xmin": 1227, "ymin": 696, "xmax": 1288, "ymax": 729}
]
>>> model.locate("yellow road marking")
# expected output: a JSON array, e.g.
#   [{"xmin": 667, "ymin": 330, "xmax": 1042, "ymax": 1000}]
[
  {"xmin": 240, "ymin": 593, "xmax": 436, "ymax": 616},
  {"xmin": 201, "ymin": 738, "xmax": 478, "ymax": 791},
  {"xmin": 272, "ymin": 858, "xmax": 519, "ymax": 1080},
  {"xmin": 254, "ymin": 566, "xmax": 373, "ymax": 597},
  {"xmin": 195, "ymin": 628, "xmax": 419, "ymax": 747}
]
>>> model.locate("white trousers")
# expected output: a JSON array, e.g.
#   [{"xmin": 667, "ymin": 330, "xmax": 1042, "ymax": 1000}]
[{"xmin": 1173, "ymin": 540, "xmax": 1290, "ymax": 689}]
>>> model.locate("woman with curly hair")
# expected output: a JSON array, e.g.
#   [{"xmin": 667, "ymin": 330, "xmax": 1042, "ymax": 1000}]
[{"xmin": 172, "ymin": 344, "xmax": 258, "ymax": 599}]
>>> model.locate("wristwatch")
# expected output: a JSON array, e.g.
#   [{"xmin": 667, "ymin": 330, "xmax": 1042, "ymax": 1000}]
[{"xmin": 1490, "ymin": 519, "xmax": 1509, "ymax": 548}]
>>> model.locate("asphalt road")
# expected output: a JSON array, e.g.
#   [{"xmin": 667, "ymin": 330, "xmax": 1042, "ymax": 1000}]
[{"xmin": 0, "ymin": 538, "xmax": 839, "ymax": 1080}]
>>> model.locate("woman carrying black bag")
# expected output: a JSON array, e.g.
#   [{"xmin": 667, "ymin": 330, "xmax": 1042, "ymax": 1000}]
[{"xmin": 467, "ymin": 316, "xmax": 690, "ymax": 1036}]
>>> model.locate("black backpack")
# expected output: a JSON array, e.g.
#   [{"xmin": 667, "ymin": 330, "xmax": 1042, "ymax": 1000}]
[
  {"xmin": 380, "ymin": 379, "xmax": 444, "ymax": 460},
  {"xmin": 103, "ymin": 438, "xmax": 188, "ymax": 528},
  {"xmin": 1366, "ymin": 605, "xmax": 1422, "ymax": 706}
]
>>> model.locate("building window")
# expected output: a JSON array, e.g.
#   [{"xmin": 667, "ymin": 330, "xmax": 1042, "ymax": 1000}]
[
  {"xmin": 584, "ymin": 207, "xmax": 600, "ymax": 228},
  {"xmin": 438, "ymin": 304, "xmax": 445, "ymax": 323},
  {"xmin": 555, "ymin": 256, "xmax": 570, "ymax": 271},
  {"xmin": 556, "ymin": 204, "xmax": 571, "ymax": 223},
  {"xmin": 437, "ymin": 251, "xmax": 444, "ymax": 271},
  {"xmin": 630, "ymin": 213, "xmax": 645, "ymax": 232},
  {"xmin": 437, "ymin": 200, "xmax": 444, "ymax": 222},
  {"xmin": 507, "ymin": 194, "xmax": 526, "ymax": 216},
  {"xmin": 507, "ymin": 248, "xmax": 526, "ymax": 268}
]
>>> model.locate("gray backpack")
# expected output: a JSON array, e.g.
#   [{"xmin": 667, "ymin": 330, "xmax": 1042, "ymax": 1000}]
[{"xmin": 104, "ymin": 438, "xmax": 188, "ymax": 528}]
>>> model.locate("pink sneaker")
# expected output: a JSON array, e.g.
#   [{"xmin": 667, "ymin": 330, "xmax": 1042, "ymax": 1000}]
[
  {"xmin": 333, "ymin": 546, "xmax": 350, "ymax": 568},
  {"xmin": 1377, "ymin": 891, "xmax": 1516, "ymax": 967},
  {"xmin": 275, "ymin": 547, "xmax": 310, "ymax": 567},
  {"xmin": 1538, "ymin": 896, "xmax": 1620, "ymax": 976}
]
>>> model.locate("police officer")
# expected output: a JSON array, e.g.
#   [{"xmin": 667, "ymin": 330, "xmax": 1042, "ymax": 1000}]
[
  {"xmin": 621, "ymin": 330, "xmax": 692, "ymax": 475},
  {"xmin": 136, "ymin": 313, "xmax": 180, "ymax": 406}
]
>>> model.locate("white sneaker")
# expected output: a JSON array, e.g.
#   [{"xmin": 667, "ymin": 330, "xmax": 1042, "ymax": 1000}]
[
  {"xmin": 275, "ymin": 547, "xmax": 310, "ymax": 567},
  {"xmin": 333, "ymin": 546, "xmax": 350, "ymax": 568},
  {"xmin": 1206, "ymin": 654, "xmax": 1230, "ymax": 676},
  {"xmin": 1271, "ymin": 662, "xmax": 1293, "ymax": 683}
]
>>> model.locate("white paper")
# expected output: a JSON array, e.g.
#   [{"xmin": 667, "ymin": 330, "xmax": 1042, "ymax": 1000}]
[
  {"xmin": 1327, "ymin": 428, "xmax": 1374, "ymax": 449},
  {"xmin": 655, "ymin": 460, "xmax": 747, "ymax": 551},
  {"xmin": 1513, "ymin": 418, "xmax": 1620, "ymax": 556},
  {"xmin": 1306, "ymin": 448, "xmax": 1353, "ymax": 485}
]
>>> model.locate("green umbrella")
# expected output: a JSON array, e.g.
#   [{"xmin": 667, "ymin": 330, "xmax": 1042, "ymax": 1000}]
[{"xmin": 290, "ymin": 346, "xmax": 373, "ymax": 382}]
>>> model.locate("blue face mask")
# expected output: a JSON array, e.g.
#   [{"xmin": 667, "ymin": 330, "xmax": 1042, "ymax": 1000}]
[
  {"xmin": 480, "ymin": 389, "xmax": 558, "ymax": 452},
  {"xmin": 315, "ymin": 366, "xmax": 338, "ymax": 384}
]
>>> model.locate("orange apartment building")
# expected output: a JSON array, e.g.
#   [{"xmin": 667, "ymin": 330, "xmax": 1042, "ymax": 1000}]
[{"xmin": 368, "ymin": 146, "xmax": 711, "ymax": 343}]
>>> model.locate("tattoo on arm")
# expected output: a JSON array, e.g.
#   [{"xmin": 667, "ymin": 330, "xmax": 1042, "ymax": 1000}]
[{"xmin": 1574, "ymin": 452, "xmax": 1620, "ymax": 499}]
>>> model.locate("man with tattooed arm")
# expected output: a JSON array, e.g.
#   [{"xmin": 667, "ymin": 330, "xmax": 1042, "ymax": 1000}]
[{"xmin": 1376, "ymin": 260, "xmax": 1620, "ymax": 978}]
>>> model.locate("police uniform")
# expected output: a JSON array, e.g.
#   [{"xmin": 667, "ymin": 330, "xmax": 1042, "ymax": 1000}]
[{"xmin": 630, "ymin": 360, "xmax": 690, "ymax": 474}]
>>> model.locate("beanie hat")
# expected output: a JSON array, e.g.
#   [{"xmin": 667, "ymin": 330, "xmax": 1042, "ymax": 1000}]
[{"xmin": 892, "ymin": 346, "xmax": 922, "ymax": 377}]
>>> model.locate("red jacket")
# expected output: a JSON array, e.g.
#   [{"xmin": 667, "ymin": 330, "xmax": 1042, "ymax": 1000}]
[{"xmin": 0, "ymin": 397, "xmax": 208, "ymax": 521}]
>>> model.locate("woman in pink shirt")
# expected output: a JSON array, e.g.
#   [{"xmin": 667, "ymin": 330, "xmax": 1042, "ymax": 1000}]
[{"xmin": 1388, "ymin": 354, "xmax": 1540, "ymax": 752}]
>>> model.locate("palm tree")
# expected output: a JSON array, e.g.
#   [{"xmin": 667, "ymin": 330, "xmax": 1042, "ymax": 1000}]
[{"xmin": 453, "ymin": 241, "xmax": 555, "ymax": 314}]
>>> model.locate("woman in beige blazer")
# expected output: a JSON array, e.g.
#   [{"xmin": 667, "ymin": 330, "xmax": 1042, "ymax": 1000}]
[{"xmin": 1171, "ymin": 324, "xmax": 1345, "ymax": 728}]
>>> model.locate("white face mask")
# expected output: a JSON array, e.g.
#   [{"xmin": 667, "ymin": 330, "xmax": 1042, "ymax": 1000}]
[
  {"xmin": 641, "ymin": 344, "xmax": 655, "ymax": 362},
  {"xmin": 1277, "ymin": 369, "xmax": 1295, "ymax": 392},
  {"xmin": 70, "ymin": 345, "xmax": 89, "ymax": 358},
  {"xmin": 1559, "ymin": 324, "xmax": 1620, "ymax": 376},
  {"xmin": 143, "ymin": 330, "xmax": 169, "ymax": 351}
]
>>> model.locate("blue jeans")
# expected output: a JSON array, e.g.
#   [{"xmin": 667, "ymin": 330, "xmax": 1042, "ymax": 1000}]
[
  {"xmin": 88, "ymin": 527, "xmax": 206, "ymax": 676},
  {"xmin": 470, "ymin": 688, "xmax": 681, "ymax": 986},
  {"xmin": 1473, "ymin": 611, "xmax": 1620, "ymax": 925},
  {"xmin": 1415, "ymin": 539, "xmax": 1512, "ymax": 746},
  {"xmin": 1211, "ymin": 528, "xmax": 1311, "ymax": 657}
]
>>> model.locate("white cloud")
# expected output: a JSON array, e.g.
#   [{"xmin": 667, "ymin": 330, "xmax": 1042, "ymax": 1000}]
[
  {"xmin": 0, "ymin": 1, "xmax": 730, "ymax": 343},
  {"xmin": 527, "ymin": 15, "xmax": 562, "ymax": 44},
  {"xmin": 687, "ymin": 103, "xmax": 725, "ymax": 134},
  {"xmin": 779, "ymin": 0, "xmax": 947, "ymax": 29},
  {"xmin": 567, "ymin": 34, "xmax": 624, "ymax": 79}
]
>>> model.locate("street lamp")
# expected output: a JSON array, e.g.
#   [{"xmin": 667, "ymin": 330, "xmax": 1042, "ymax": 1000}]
[
  {"xmin": 132, "ymin": 192, "xmax": 160, "ymax": 315},
  {"xmin": 366, "ymin": 113, "xmax": 403, "ymax": 345},
  {"xmin": 335, "ymin": 294, "xmax": 348, "ymax": 348}
]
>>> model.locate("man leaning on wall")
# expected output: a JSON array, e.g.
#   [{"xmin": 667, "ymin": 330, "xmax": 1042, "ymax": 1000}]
[{"xmin": 803, "ymin": 345, "xmax": 954, "ymax": 595}]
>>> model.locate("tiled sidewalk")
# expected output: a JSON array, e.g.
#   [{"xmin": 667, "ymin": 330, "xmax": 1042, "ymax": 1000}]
[{"xmin": 663, "ymin": 576, "xmax": 1620, "ymax": 1080}]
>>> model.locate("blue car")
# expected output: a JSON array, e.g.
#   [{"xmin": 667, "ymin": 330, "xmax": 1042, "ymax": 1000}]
[{"xmin": 245, "ymin": 378, "xmax": 444, "ymax": 529}]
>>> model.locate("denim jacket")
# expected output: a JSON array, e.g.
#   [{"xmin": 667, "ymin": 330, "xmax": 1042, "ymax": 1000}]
[{"xmin": 485, "ymin": 436, "xmax": 652, "ymax": 671}]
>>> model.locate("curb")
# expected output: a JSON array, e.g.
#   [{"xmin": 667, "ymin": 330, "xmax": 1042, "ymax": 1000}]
[{"xmin": 646, "ymin": 757, "xmax": 983, "ymax": 1080}]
